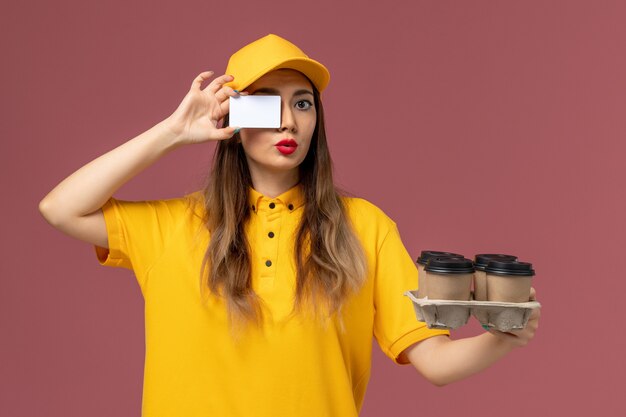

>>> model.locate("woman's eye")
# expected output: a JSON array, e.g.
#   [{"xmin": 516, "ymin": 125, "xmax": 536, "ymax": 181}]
[{"xmin": 295, "ymin": 100, "xmax": 312, "ymax": 110}]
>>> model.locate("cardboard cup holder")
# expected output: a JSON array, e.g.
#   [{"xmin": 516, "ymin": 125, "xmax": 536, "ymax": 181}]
[{"xmin": 404, "ymin": 290, "xmax": 541, "ymax": 332}]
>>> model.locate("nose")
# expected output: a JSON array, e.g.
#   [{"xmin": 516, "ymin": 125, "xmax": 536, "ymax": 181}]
[{"xmin": 279, "ymin": 102, "xmax": 297, "ymax": 133}]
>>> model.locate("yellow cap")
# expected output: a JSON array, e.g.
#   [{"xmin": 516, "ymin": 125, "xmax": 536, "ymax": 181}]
[{"xmin": 224, "ymin": 34, "xmax": 330, "ymax": 92}]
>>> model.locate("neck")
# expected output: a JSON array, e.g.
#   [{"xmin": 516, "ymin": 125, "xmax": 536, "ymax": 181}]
[{"xmin": 249, "ymin": 167, "xmax": 300, "ymax": 198}]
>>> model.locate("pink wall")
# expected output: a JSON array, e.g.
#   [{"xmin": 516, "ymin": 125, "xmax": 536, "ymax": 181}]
[{"xmin": 2, "ymin": 0, "xmax": 625, "ymax": 415}]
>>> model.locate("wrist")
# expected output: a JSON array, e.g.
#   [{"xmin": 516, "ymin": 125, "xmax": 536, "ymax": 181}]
[
  {"xmin": 156, "ymin": 118, "xmax": 186, "ymax": 150},
  {"xmin": 484, "ymin": 330, "xmax": 519, "ymax": 352}
]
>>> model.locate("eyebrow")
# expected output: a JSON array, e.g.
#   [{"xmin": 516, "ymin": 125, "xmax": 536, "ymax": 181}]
[{"xmin": 252, "ymin": 87, "xmax": 314, "ymax": 97}]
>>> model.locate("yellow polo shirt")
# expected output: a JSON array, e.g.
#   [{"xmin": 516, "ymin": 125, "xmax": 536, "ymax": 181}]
[{"xmin": 95, "ymin": 185, "xmax": 448, "ymax": 417}]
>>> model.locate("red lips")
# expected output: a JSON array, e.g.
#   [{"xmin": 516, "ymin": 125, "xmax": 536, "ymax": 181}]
[{"xmin": 275, "ymin": 139, "xmax": 298, "ymax": 155}]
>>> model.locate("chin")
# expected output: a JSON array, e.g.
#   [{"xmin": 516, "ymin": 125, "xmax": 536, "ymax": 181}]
[{"xmin": 264, "ymin": 159, "xmax": 302, "ymax": 172}]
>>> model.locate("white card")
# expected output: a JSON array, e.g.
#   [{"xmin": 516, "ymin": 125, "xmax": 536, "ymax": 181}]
[{"xmin": 229, "ymin": 95, "xmax": 281, "ymax": 128}]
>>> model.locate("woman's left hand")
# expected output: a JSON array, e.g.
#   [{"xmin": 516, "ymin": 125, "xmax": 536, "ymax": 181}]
[{"xmin": 488, "ymin": 287, "xmax": 540, "ymax": 348}]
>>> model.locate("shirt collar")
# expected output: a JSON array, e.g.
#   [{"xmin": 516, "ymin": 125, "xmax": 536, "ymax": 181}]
[{"xmin": 248, "ymin": 184, "xmax": 305, "ymax": 213}]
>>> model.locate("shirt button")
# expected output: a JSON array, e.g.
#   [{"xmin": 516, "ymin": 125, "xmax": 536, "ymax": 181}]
[
  {"xmin": 269, "ymin": 202, "xmax": 276, "ymax": 209},
  {"xmin": 268, "ymin": 231, "xmax": 275, "ymax": 238},
  {"xmin": 288, "ymin": 204, "xmax": 294, "ymax": 210},
  {"xmin": 265, "ymin": 260, "xmax": 272, "ymax": 267}
]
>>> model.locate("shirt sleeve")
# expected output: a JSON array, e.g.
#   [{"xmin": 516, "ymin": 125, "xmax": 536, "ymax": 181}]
[
  {"xmin": 373, "ymin": 221, "xmax": 449, "ymax": 365},
  {"xmin": 94, "ymin": 196, "xmax": 191, "ymax": 284}
]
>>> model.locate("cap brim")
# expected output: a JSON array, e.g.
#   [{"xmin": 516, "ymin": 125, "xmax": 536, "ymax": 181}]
[{"xmin": 227, "ymin": 57, "xmax": 330, "ymax": 93}]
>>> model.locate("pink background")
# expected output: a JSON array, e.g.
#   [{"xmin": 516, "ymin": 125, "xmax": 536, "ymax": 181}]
[{"xmin": 2, "ymin": 0, "xmax": 625, "ymax": 415}]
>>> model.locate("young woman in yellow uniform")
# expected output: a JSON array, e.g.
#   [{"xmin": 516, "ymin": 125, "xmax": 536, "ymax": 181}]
[{"xmin": 39, "ymin": 34, "xmax": 539, "ymax": 416}]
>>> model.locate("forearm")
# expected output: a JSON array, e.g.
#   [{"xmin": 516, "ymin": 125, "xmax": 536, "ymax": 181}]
[
  {"xmin": 40, "ymin": 119, "xmax": 180, "ymax": 223},
  {"xmin": 412, "ymin": 333, "xmax": 514, "ymax": 386}
]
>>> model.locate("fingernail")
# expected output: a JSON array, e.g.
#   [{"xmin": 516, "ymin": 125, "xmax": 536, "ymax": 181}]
[
  {"xmin": 482, "ymin": 325, "xmax": 491, "ymax": 331},
  {"xmin": 234, "ymin": 128, "xmax": 240, "ymax": 134},
  {"xmin": 234, "ymin": 89, "xmax": 239, "ymax": 93}
]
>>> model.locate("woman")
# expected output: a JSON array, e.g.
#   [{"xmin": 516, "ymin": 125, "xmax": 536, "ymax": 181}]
[{"xmin": 39, "ymin": 34, "xmax": 539, "ymax": 416}]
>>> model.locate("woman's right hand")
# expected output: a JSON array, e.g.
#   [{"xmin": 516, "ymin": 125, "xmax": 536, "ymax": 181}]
[
  {"xmin": 40, "ymin": 71, "xmax": 241, "ymax": 248},
  {"xmin": 164, "ymin": 71, "xmax": 240, "ymax": 145}
]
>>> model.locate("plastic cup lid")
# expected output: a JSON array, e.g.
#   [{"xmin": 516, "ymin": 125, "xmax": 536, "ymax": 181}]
[
  {"xmin": 425, "ymin": 257, "xmax": 475, "ymax": 274},
  {"xmin": 474, "ymin": 254, "xmax": 518, "ymax": 271},
  {"xmin": 416, "ymin": 250, "xmax": 464, "ymax": 265},
  {"xmin": 485, "ymin": 260, "xmax": 535, "ymax": 276}
]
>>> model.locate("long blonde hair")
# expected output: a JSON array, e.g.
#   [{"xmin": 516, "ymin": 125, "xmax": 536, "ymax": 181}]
[{"xmin": 200, "ymin": 84, "xmax": 367, "ymax": 331}]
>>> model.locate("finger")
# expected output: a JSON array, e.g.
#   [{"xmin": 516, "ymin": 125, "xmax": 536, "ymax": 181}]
[
  {"xmin": 213, "ymin": 126, "xmax": 240, "ymax": 140},
  {"xmin": 529, "ymin": 306, "xmax": 541, "ymax": 321},
  {"xmin": 205, "ymin": 74, "xmax": 235, "ymax": 94},
  {"xmin": 513, "ymin": 310, "xmax": 539, "ymax": 338},
  {"xmin": 215, "ymin": 85, "xmax": 239, "ymax": 103},
  {"xmin": 529, "ymin": 287, "xmax": 537, "ymax": 301},
  {"xmin": 219, "ymin": 97, "xmax": 231, "ymax": 115},
  {"xmin": 192, "ymin": 71, "xmax": 214, "ymax": 90}
]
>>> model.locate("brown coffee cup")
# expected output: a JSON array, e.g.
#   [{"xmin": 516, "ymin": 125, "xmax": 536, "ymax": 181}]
[
  {"xmin": 473, "ymin": 254, "xmax": 517, "ymax": 301},
  {"xmin": 416, "ymin": 251, "xmax": 464, "ymax": 298},
  {"xmin": 425, "ymin": 257, "xmax": 474, "ymax": 300},
  {"xmin": 486, "ymin": 260, "xmax": 535, "ymax": 302}
]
